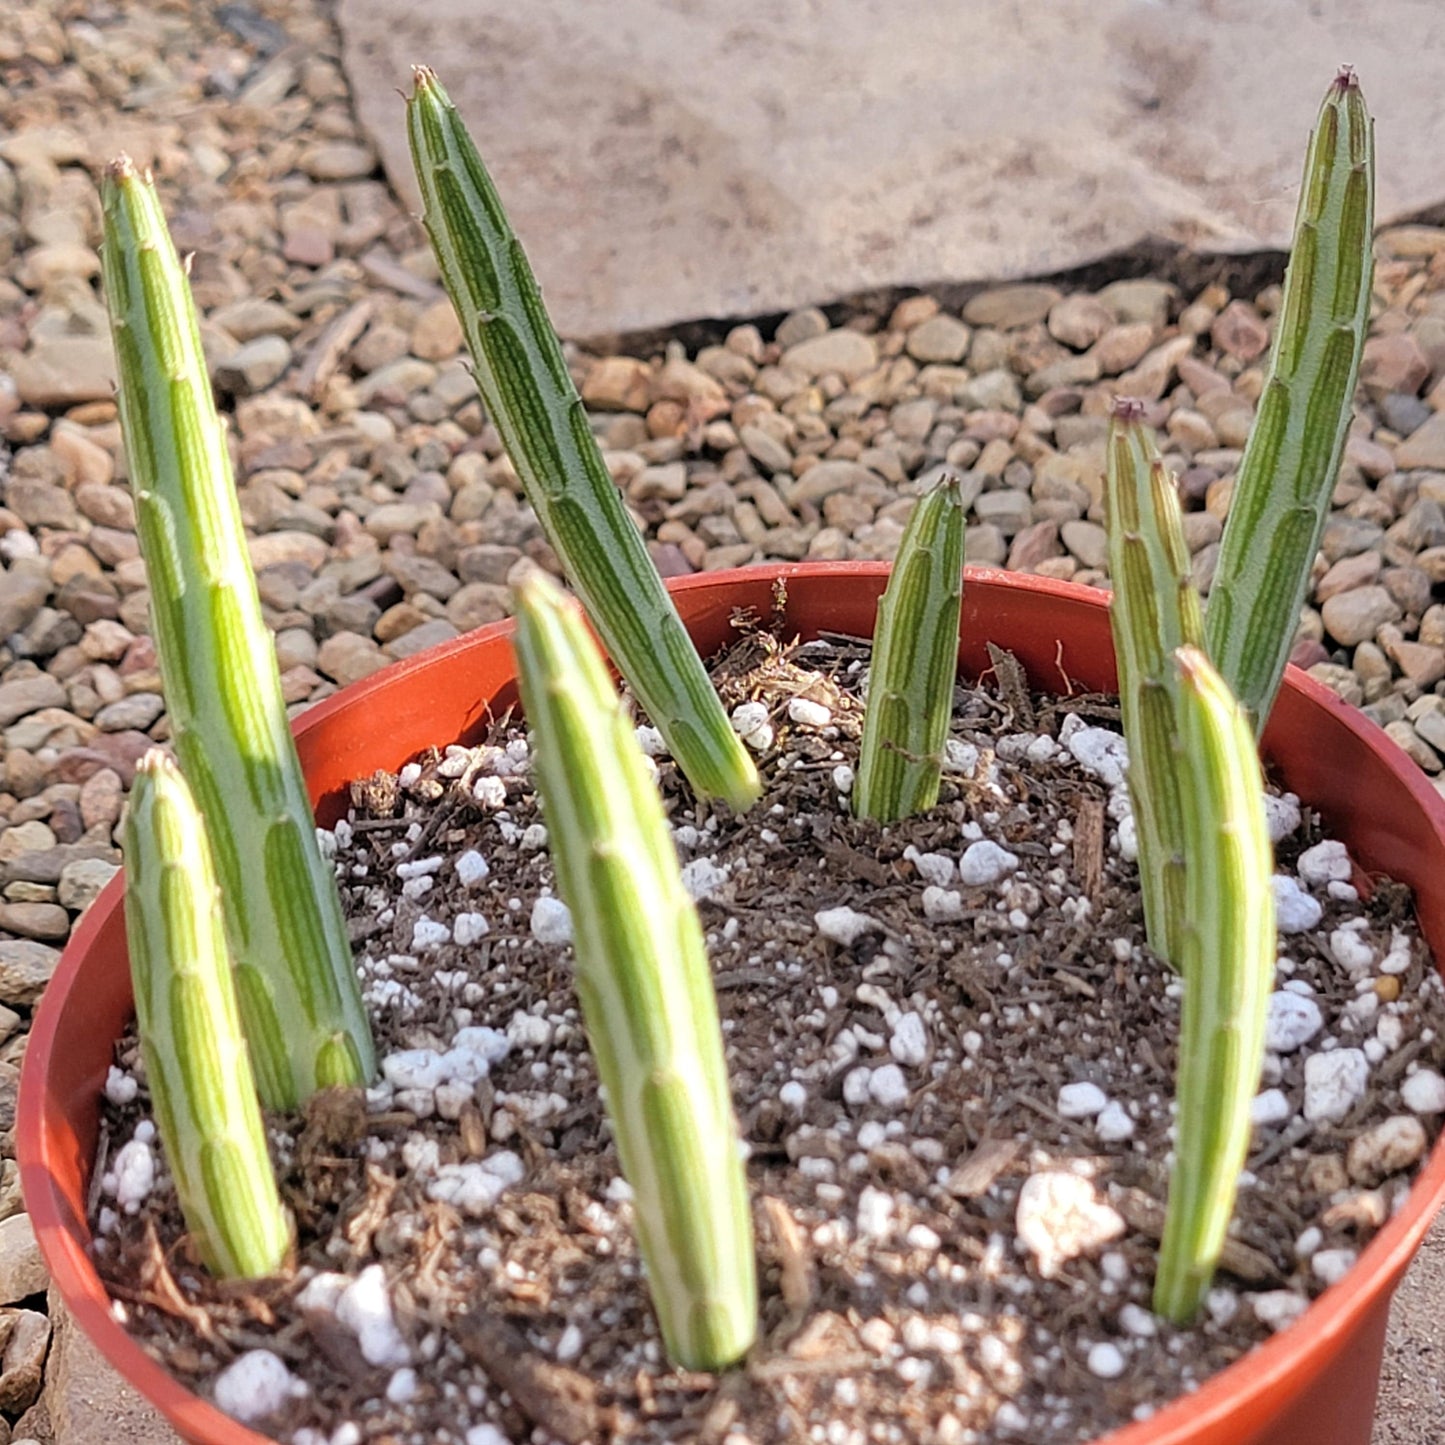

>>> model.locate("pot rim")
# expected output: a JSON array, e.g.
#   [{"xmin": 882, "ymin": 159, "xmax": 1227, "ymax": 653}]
[{"xmin": 18, "ymin": 561, "xmax": 1445, "ymax": 1445}]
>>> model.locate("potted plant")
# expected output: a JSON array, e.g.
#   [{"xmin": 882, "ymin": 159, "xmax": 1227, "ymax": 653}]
[{"xmin": 18, "ymin": 64, "xmax": 1445, "ymax": 1445}]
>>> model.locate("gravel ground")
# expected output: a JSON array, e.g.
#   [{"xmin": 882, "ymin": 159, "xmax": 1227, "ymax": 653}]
[{"xmin": 2, "ymin": 0, "xmax": 1445, "ymax": 1440}]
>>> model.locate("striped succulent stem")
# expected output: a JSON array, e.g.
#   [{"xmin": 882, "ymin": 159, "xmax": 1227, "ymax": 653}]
[
  {"xmin": 406, "ymin": 69, "xmax": 760, "ymax": 813},
  {"xmin": 1153, "ymin": 646, "xmax": 1275, "ymax": 1325},
  {"xmin": 512, "ymin": 574, "xmax": 757, "ymax": 1371},
  {"xmin": 1204, "ymin": 70, "xmax": 1374, "ymax": 734},
  {"xmin": 1105, "ymin": 400, "xmax": 1206, "ymax": 967},
  {"xmin": 123, "ymin": 752, "xmax": 291, "ymax": 1280},
  {"xmin": 101, "ymin": 159, "xmax": 374, "ymax": 1111},
  {"xmin": 854, "ymin": 473, "xmax": 966, "ymax": 824}
]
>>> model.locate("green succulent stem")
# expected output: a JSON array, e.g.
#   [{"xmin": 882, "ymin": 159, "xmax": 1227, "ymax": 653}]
[
  {"xmin": 1153, "ymin": 646, "xmax": 1275, "ymax": 1325},
  {"xmin": 512, "ymin": 574, "xmax": 757, "ymax": 1371},
  {"xmin": 123, "ymin": 751, "xmax": 291, "ymax": 1280},
  {"xmin": 406, "ymin": 69, "xmax": 760, "ymax": 813},
  {"xmin": 101, "ymin": 158, "xmax": 374, "ymax": 1111},
  {"xmin": 1205, "ymin": 69, "xmax": 1374, "ymax": 734},
  {"xmin": 854, "ymin": 474, "xmax": 966, "ymax": 824},
  {"xmin": 1105, "ymin": 400, "xmax": 1206, "ymax": 967}
]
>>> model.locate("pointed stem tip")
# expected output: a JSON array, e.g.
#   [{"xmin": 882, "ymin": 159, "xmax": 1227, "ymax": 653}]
[
  {"xmin": 1111, "ymin": 395, "xmax": 1146, "ymax": 424},
  {"xmin": 1333, "ymin": 64, "xmax": 1358, "ymax": 91},
  {"xmin": 106, "ymin": 154, "xmax": 138, "ymax": 182}
]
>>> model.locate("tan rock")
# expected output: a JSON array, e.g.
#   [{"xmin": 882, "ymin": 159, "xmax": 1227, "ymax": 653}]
[
  {"xmin": 1361, "ymin": 332, "xmax": 1430, "ymax": 398},
  {"xmin": 9, "ymin": 339, "xmax": 116, "ymax": 408},
  {"xmin": 582, "ymin": 356, "xmax": 652, "ymax": 412},
  {"xmin": 410, "ymin": 299, "xmax": 464, "ymax": 361},
  {"xmin": 43, "ymin": 1289, "xmax": 180, "ymax": 1445},
  {"xmin": 0, "ymin": 1218, "xmax": 44, "ymax": 1305},
  {"xmin": 0, "ymin": 1309, "xmax": 49, "ymax": 1413}
]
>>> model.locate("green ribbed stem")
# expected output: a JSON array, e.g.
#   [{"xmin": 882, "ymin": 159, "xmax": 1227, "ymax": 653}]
[
  {"xmin": 1205, "ymin": 70, "xmax": 1374, "ymax": 734},
  {"xmin": 1105, "ymin": 401, "xmax": 1206, "ymax": 967},
  {"xmin": 855, "ymin": 474, "xmax": 966, "ymax": 823},
  {"xmin": 1153, "ymin": 647, "xmax": 1275, "ymax": 1324},
  {"xmin": 123, "ymin": 752, "xmax": 291, "ymax": 1280},
  {"xmin": 101, "ymin": 158, "xmax": 374, "ymax": 1110},
  {"xmin": 513, "ymin": 574, "xmax": 757, "ymax": 1372},
  {"xmin": 406, "ymin": 69, "xmax": 760, "ymax": 813}
]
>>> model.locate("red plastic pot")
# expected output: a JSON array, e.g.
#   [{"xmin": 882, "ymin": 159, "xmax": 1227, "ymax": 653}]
[{"xmin": 18, "ymin": 563, "xmax": 1445, "ymax": 1445}]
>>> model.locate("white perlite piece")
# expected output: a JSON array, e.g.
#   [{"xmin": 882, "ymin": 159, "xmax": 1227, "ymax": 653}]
[
  {"xmin": 1253, "ymin": 1291, "xmax": 1309, "ymax": 1332},
  {"xmin": 466, "ymin": 1426, "xmax": 510, "ymax": 1445},
  {"xmin": 410, "ymin": 917, "xmax": 451, "ymax": 951},
  {"xmin": 427, "ymin": 1152, "xmax": 525, "ymax": 1216},
  {"xmin": 1401, "ymin": 1069, "xmax": 1445, "ymax": 1114},
  {"xmin": 1065, "ymin": 723, "xmax": 1129, "ymax": 788},
  {"xmin": 1086, "ymin": 1341, "xmax": 1126, "ymax": 1379},
  {"xmin": 1118, "ymin": 1302, "xmax": 1157, "ymax": 1339},
  {"xmin": 1311, "ymin": 1248, "xmax": 1358, "ymax": 1287},
  {"xmin": 337, "ymin": 1265, "xmax": 410, "ymax": 1367},
  {"xmin": 1263, "ymin": 792, "xmax": 1303, "ymax": 843},
  {"xmin": 1303, "ymin": 1049, "xmax": 1370, "ymax": 1123},
  {"xmin": 832, "ymin": 762, "xmax": 855, "ymax": 794},
  {"xmin": 868, "ymin": 1063, "xmax": 910, "ymax": 1109},
  {"xmin": 730, "ymin": 701, "xmax": 774, "ymax": 751},
  {"xmin": 815, "ymin": 906, "xmax": 877, "ymax": 947},
  {"xmin": 456, "ymin": 849, "xmax": 489, "ymax": 885},
  {"xmin": 944, "ymin": 739, "xmax": 979, "ymax": 775},
  {"xmin": 1095, "ymin": 1101, "xmax": 1135, "ymax": 1142},
  {"xmin": 890, "ymin": 1012, "xmax": 929, "ymax": 1067},
  {"xmin": 921, "ymin": 886, "xmax": 964, "ymax": 921},
  {"xmin": 104, "ymin": 1066, "xmax": 138, "ymax": 1106},
  {"xmin": 453, "ymin": 912, "xmax": 489, "ymax": 946},
  {"xmin": 213, "ymin": 1349, "xmax": 305, "ymax": 1423},
  {"xmin": 1015, "ymin": 1170, "xmax": 1126, "ymax": 1279},
  {"xmin": 959, "ymin": 839, "xmax": 1019, "ymax": 887},
  {"xmin": 1056, "ymin": 1081, "xmax": 1109, "ymax": 1119},
  {"xmin": 472, "ymin": 775, "xmax": 507, "ymax": 809},
  {"xmin": 904, "ymin": 846, "xmax": 956, "ymax": 887},
  {"xmin": 1251, "ymin": 1089, "xmax": 1292, "ymax": 1126},
  {"xmin": 1328, "ymin": 926, "xmax": 1375, "ymax": 975},
  {"xmin": 111, "ymin": 1138, "xmax": 155, "ymax": 1212},
  {"xmin": 788, "ymin": 696, "xmax": 832, "ymax": 728},
  {"xmin": 856, "ymin": 1185, "xmax": 895, "ymax": 1240},
  {"xmin": 681, "ymin": 856, "xmax": 729, "ymax": 901},
  {"xmin": 530, "ymin": 895, "xmax": 573, "ymax": 944},
  {"xmin": 1264, "ymin": 990, "xmax": 1323, "ymax": 1053},
  {"xmin": 1298, "ymin": 839, "xmax": 1352, "ymax": 886},
  {"xmin": 1272, "ymin": 875, "xmax": 1323, "ymax": 934},
  {"xmin": 634, "ymin": 725, "xmax": 667, "ymax": 757}
]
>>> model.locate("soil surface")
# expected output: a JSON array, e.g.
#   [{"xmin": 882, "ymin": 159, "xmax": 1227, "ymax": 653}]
[{"xmin": 88, "ymin": 622, "xmax": 1445, "ymax": 1445}]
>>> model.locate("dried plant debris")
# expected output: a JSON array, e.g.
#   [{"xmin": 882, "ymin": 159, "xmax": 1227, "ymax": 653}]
[{"xmin": 90, "ymin": 631, "xmax": 1445, "ymax": 1445}]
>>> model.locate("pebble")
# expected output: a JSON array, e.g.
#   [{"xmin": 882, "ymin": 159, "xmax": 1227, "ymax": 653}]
[
  {"xmin": 1346, "ymin": 1116, "xmax": 1428, "ymax": 1185},
  {"xmin": 780, "ymin": 329, "xmax": 877, "ymax": 382}
]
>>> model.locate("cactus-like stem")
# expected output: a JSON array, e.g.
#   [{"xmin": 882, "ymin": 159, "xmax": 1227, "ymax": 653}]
[
  {"xmin": 406, "ymin": 69, "xmax": 760, "ymax": 813},
  {"xmin": 854, "ymin": 474, "xmax": 966, "ymax": 823},
  {"xmin": 1205, "ymin": 70, "xmax": 1374, "ymax": 734},
  {"xmin": 122, "ymin": 752, "xmax": 291, "ymax": 1280},
  {"xmin": 1153, "ymin": 646, "xmax": 1275, "ymax": 1324},
  {"xmin": 1105, "ymin": 401, "xmax": 1206, "ymax": 966},
  {"xmin": 101, "ymin": 159, "xmax": 374, "ymax": 1111},
  {"xmin": 512, "ymin": 574, "xmax": 757, "ymax": 1371}
]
